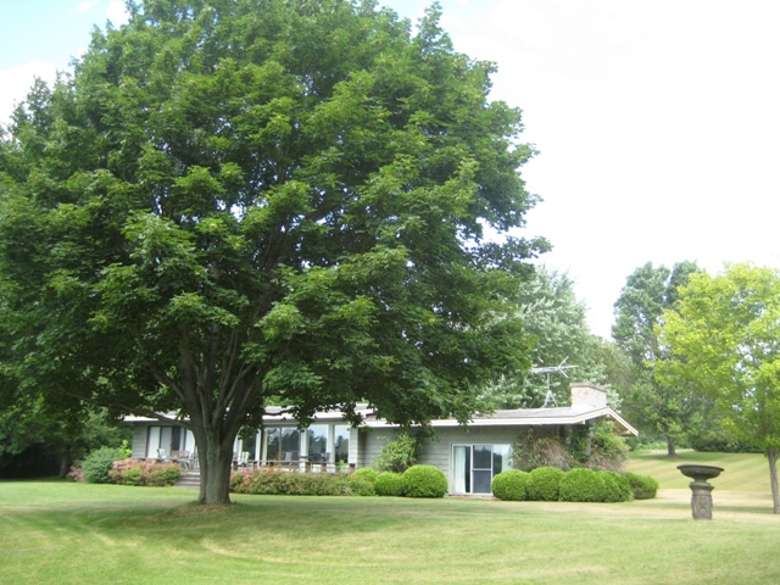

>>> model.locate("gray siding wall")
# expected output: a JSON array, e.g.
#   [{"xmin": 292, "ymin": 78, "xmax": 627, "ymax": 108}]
[
  {"xmin": 360, "ymin": 425, "xmax": 562, "ymax": 493},
  {"xmin": 131, "ymin": 426, "xmax": 147, "ymax": 459}
]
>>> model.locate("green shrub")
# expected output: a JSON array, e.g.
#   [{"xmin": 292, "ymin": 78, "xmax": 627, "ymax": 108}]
[
  {"xmin": 108, "ymin": 459, "xmax": 181, "ymax": 486},
  {"xmin": 82, "ymin": 446, "xmax": 130, "ymax": 484},
  {"xmin": 375, "ymin": 472, "xmax": 405, "ymax": 496},
  {"xmin": 146, "ymin": 464, "xmax": 182, "ymax": 486},
  {"xmin": 513, "ymin": 430, "xmax": 573, "ymax": 471},
  {"xmin": 491, "ymin": 470, "xmax": 530, "ymax": 501},
  {"xmin": 347, "ymin": 475, "xmax": 376, "ymax": 496},
  {"xmin": 624, "ymin": 472, "xmax": 659, "ymax": 500},
  {"xmin": 230, "ymin": 470, "xmax": 247, "ymax": 491},
  {"xmin": 599, "ymin": 471, "xmax": 633, "ymax": 502},
  {"xmin": 374, "ymin": 433, "xmax": 418, "ymax": 473},
  {"xmin": 351, "ymin": 467, "xmax": 379, "ymax": 484},
  {"xmin": 230, "ymin": 469, "xmax": 352, "ymax": 496},
  {"xmin": 526, "ymin": 466, "xmax": 564, "ymax": 501},
  {"xmin": 559, "ymin": 468, "xmax": 606, "ymax": 502},
  {"xmin": 120, "ymin": 466, "xmax": 144, "ymax": 486},
  {"xmin": 402, "ymin": 465, "xmax": 448, "ymax": 498},
  {"xmin": 589, "ymin": 422, "xmax": 630, "ymax": 470}
]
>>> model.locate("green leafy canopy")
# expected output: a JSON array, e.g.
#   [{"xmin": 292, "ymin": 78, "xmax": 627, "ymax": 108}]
[{"xmin": 0, "ymin": 0, "xmax": 545, "ymax": 494}]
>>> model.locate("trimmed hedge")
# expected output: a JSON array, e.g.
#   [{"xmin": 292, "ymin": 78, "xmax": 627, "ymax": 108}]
[
  {"xmin": 625, "ymin": 472, "xmax": 659, "ymax": 500},
  {"xmin": 492, "ymin": 470, "xmax": 530, "ymax": 501},
  {"xmin": 347, "ymin": 475, "xmax": 376, "ymax": 496},
  {"xmin": 82, "ymin": 446, "xmax": 131, "ymax": 484},
  {"xmin": 559, "ymin": 468, "xmax": 606, "ymax": 502},
  {"xmin": 402, "ymin": 465, "xmax": 448, "ymax": 498},
  {"xmin": 109, "ymin": 459, "xmax": 181, "ymax": 486},
  {"xmin": 351, "ymin": 467, "xmax": 379, "ymax": 484},
  {"xmin": 231, "ymin": 469, "xmax": 352, "ymax": 496},
  {"xmin": 375, "ymin": 472, "xmax": 405, "ymax": 496},
  {"xmin": 526, "ymin": 466, "xmax": 564, "ymax": 501},
  {"xmin": 347, "ymin": 467, "xmax": 379, "ymax": 496},
  {"xmin": 558, "ymin": 468, "xmax": 636, "ymax": 502},
  {"xmin": 600, "ymin": 471, "xmax": 633, "ymax": 502}
]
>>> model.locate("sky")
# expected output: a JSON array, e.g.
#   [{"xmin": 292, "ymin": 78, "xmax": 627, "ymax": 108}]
[{"xmin": 1, "ymin": 1, "xmax": 779, "ymax": 339}]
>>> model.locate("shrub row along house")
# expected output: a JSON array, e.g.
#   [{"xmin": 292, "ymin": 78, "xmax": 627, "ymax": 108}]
[{"xmin": 126, "ymin": 383, "xmax": 637, "ymax": 496}]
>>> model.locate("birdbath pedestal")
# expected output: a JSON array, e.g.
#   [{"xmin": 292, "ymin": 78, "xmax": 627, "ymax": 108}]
[{"xmin": 677, "ymin": 464, "xmax": 724, "ymax": 520}]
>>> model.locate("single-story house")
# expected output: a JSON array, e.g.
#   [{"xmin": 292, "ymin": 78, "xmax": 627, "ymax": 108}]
[{"xmin": 125, "ymin": 383, "xmax": 637, "ymax": 495}]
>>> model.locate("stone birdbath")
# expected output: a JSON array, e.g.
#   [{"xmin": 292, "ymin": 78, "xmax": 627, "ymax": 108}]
[{"xmin": 677, "ymin": 464, "xmax": 724, "ymax": 520}]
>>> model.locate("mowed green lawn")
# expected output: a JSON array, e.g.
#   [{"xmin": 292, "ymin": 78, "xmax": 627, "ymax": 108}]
[
  {"xmin": 2, "ymin": 454, "xmax": 779, "ymax": 585},
  {"xmin": 627, "ymin": 449, "xmax": 770, "ymax": 491}
]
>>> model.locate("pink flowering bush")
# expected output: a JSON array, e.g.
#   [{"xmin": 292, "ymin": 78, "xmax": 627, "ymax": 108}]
[{"xmin": 109, "ymin": 459, "xmax": 182, "ymax": 486}]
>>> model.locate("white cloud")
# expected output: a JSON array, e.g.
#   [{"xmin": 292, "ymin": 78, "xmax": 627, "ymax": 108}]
[
  {"xmin": 0, "ymin": 60, "xmax": 58, "ymax": 127},
  {"xmin": 77, "ymin": 1, "xmax": 98, "ymax": 13},
  {"xmin": 426, "ymin": 0, "xmax": 780, "ymax": 337},
  {"xmin": 106, "ymin": 0, "xmax": 129, "ymax": 25}
]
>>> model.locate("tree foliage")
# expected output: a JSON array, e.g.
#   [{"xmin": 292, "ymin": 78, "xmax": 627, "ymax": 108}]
[
  {"xmin": 0, "ymin": 1, "xmax": 544, "ymax": 503},
  {"xmin": 612, "ymin": 261, "xmax": 699, "ymax": 455},
  {"xmin": 657, "ymin": 264, "xmax": 780, "ymax": 512},
  {"xmin": 480, "ymin": 266, "xmax": 625, "ymax": 408}
]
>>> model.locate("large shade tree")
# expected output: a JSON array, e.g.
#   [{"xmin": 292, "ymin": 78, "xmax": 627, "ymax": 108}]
[
  {"xmin": 0, "ymin": 0, "xmax": 545, "ymax": 503},
  {"xmin": 612, "ymin": 261, "xmax": 699, "ymax": 456},
  {"xmin": 657, "ymin": 264, "xmax": 780, "ymax": 513}
]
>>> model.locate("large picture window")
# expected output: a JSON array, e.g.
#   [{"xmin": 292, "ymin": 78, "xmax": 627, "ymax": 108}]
[
  {"xmin": 265, "ymin": 427, "xmax": 300, "ymax": 463},
  {"xmin": 334, "ymin": 425, "xmax": 349, "ymax": 464},
  {"xmin": 146, "ymin": 425, "xmax": 186, "ymax": 459},
  {"xmin": 307, "ymin": 425, "xmax": 328, "ymax": 463},
  {"xmin": 452, "ymin": 444, "xmax": 512, "ymax": 494}
]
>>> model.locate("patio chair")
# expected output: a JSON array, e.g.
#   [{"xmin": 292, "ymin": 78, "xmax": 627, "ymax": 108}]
[{"xmin": 176, "ymin": 450, "xmax": 193, "ymax": 471}]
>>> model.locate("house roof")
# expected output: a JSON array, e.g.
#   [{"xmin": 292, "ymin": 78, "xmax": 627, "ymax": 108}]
[
  {"xmin": 123, "ymin": 403, "xmax": 638, "ymax": 435},
  {"xmin": 361, "ymin": 404, "xmax": 638, "ymax": 435}
]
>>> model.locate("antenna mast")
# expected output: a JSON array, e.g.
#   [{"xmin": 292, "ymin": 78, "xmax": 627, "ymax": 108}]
[{"xmin": 529, "ymin": 357, "xmax": 578, "ymax": 407}]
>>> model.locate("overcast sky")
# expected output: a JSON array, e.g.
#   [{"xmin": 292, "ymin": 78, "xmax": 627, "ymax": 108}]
[{"xmin": 2, "ymin": 1, "xmax": 779, "ymax": 338}]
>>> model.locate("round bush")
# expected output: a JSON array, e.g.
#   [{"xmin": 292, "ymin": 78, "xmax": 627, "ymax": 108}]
[
  {"xmin": 82, "ymin": 446, "xmax": 129, "ymax": 484},
  {"xmin": 351, "ymin": 467, "xmax": 379, "ymax": 484},
  {"xmin": 491, "ymin": 470, "xmax": 530, "ymax": 501},
  {"xmin": 374, "ymin": 433, "xmax": 418, "ymax": 473},
  {"xmin": 402, "ymin": 465, "xmax": 448, "ymax": 498},
  {"xmin": 347, "ymin": 474, "xmax": 376, "ymax": 496},
  {"xmin": 599, "ymin": 471, "xmax": 633, "ymax": 502},
  {"xmin": 375, "ymin": 472, "xmax": 405, "ymax": 496},
  {"xmin": 526, "ymin": 466, "xmax": 565, "ymax": 501},
  {"xmin": 559, "ymin": 468, "xmax": 606, "ymax": 502},
  {"xmin": 624, "ymin": 472, "xmax": 659, "ymax": 500},
  {"xmin": 146, "ymin": 464, "xmax": 182, "ymax": 487}
]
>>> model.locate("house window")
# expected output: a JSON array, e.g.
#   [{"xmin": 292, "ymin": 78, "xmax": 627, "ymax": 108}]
[
  {"xmin": 334, "ymin": 425, "xmax": 349, "ymax": 464},
  {"xmin": 265, "ymin": 427, "xmax": 300, "ymax": 463},
  {"xmin": 240, "ymin": 430, "xmax": 257, "ymax": 460},
  {"xmin": 171, "ymin": 427, "xmax": 182, "ymax": 452},
  {"xmin": 146, "ymin": 425, "xmax": 186, "ymax": 459},
  {"xmin": 452, "ymin": 444, "xmax": 512, "ymax": 494},
  {"xmin": 307, "ymin": 425, "xmax": 328, "ymax": 463}
]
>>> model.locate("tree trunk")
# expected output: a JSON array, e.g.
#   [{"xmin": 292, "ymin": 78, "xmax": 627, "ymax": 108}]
[
  {"xmin": 666, "ymin": 436, "xmax": 676, "ymax": 457},
  {"xmin": 194, "ymin": 430, "xmax": 235, "ymax": 505},
  {"xmin": 58, "ymin": 449, "xmax": 71, "ymax": 478},
  {"xmin": 768, "ymin": 448, "xmax": 780, "ymax": 514}
]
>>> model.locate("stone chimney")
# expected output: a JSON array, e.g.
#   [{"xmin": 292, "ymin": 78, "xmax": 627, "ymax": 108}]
[{"xmin": 570, "ymin": 383, "xmax": 607, "ymax": 409}]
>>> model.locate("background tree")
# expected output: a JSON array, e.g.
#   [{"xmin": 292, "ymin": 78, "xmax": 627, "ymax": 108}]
[
  {"xmin": 480, "ymin": 267, "xmax": 627, "ymax": 409},
  {"xmin": 612, "ymin": 261, "xmax": 699, "ymax": 456},
  {"xmin": 657, "ymin": 264, "xmax": 780, "ymax": 513},
  {"xmin": 0, "ymin": 1, "xmax": 545, "ymax": 503}
]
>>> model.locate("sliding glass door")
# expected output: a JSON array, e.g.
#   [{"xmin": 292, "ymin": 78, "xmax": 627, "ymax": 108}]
[{"xmin": 452, "ymin": 444, "xmax": 512, "ymax": 495}]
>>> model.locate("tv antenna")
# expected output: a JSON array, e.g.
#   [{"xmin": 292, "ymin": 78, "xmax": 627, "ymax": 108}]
[{"xmin": 529, "ymin": 357, "xmax": 578, "ymax": 407}]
